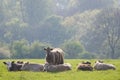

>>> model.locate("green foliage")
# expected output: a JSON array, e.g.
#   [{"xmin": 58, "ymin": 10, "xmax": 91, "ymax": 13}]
[
  {"xmin": 10, "ymin": 39, "xmax": 50, "ymax": 59},
  {"xmin": 80, "ymin": 52, "xmax": 96, "ymax": 59},
  {"xmin": 66, "ymin": 0, "xmax": 114, "ymax": 15},
  {"xmin": 0, "ymin": 42, "xmax": 11, "ymax": 59},
  {"xmin": 39, "ymin": 15, "xmax": 70, "ymax": 46},
  {"xmin": 61, "ymin": 41, "xmax": 84, "ymax": 58},
  {"xmin": 23, "ymin": 0, "xmax": 53, "ymax": 25},
  {"xmin": 94, "ymin": 8, "xmax": 120, "ymax": 58},
  {"xmin": 29, "ymin": 41, "xmax": 48, "ymax": 59},
  {"xmin": 0, "ymin": 48, "xmax": 10, "ymax": 59},
  {"xmin": 11, "ymin": 39, "xmax": 29, "ymax": 59},
  {"xmin": 0, "ymin": 0, "xmax": 120, "ymax": 59}
]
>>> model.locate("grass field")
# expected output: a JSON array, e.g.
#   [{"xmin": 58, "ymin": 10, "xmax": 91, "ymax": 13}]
[{"xmin": 0, "ymin": 59, "xmax": 120, "ymax": 80}]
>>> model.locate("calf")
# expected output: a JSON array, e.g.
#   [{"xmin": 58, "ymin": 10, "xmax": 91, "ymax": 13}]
[{"xmin": 21, "ymin": 62, "xmax": 44, "ymax": 72}]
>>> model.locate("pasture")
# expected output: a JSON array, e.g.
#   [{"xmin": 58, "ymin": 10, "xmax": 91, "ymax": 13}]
[{"xmin": 0, "ymin": 59, "xmax": 120, "ymax": 80}]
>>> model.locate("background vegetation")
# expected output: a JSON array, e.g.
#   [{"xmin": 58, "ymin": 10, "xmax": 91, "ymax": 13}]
[{"xmin": 0, "ymin": 0, "xmax": 120, "ymax": 59}]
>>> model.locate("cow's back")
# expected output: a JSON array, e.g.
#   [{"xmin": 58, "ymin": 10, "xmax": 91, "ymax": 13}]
[
  {"xmin": 51, "ymin": 48, "xmax": 64, "ymax": 54},
  {"xmin": 21, "ymin": 63, "xmax": 44, "ymax": 71}
]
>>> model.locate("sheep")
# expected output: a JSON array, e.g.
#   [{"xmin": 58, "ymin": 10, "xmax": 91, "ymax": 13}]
[
  {"xmin": 43, "ymin": 63, "xmax": 71, "ymax": 72},
  {"xmin": 21, "ymin": 62, "xmax": 44, "ymax": 72},
  {"xmin": 94, "ymin": 60, "xmax": 116, "ymax": 70}
]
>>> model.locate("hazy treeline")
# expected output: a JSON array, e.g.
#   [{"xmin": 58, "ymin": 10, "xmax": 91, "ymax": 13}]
[{"xmin": 0, "ymin": 0, "xmax": 120, "ymax": 59}]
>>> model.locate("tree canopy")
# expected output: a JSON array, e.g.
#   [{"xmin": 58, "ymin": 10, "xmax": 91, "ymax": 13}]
[{"xmin": 0, "ymin": 0, "xmax": 120, "ymax": 59}]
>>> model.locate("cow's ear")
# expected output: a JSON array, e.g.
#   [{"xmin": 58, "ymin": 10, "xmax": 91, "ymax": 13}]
[{"xmin": 3, "ymin": 62, "xmax": 6, "ymax": 65}]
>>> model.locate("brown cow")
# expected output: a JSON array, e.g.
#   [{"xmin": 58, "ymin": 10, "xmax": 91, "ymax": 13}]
[
  {"xmin": 77, "ymin": 61, "xmax": 93, "ymax": 71},
  {"xmin": 44, "ymin": 47, "xmax": 64, "ymax": 65}
]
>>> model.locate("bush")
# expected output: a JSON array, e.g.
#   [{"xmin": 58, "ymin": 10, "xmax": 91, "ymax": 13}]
[
  {"xmin": 61, "ymin": 40, "xmax": 85, "ymax": 59},
  {"xmin": 10, "ymin": 39, "xmax": 29, "ymax": 59},
  {"xmin": 28, "ymin": 41, "xmax": 49, "ymax": 59},
  {"xmin": 10, "ymin": 39, "xmax": 50, "ymax": 59},
  {"xmin": 80, "ymin": 52, "xmax": 96, "ymax": 59},
  {"xmin": 0, "ymin": 48, "xmax": 11, "ymax": 59}
]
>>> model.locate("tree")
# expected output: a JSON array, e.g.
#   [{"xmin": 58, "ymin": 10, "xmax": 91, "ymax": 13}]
[
  {"xmin": 0, "ymin": 0, "xmax": 28, "ymax": 43},
  {"xmin": 11, "ymin": 39, "xmax": 29, "ymax": 59},
  {"xmin": 29, "ymin": 41, "xmax": 49, "ymax": 58},
  {"xmin": 61, "ymin": 40, "xmax": 84, "ymax": 58},
  {"xmin": 39, "ymin": 15, "xmax": 70, "ymax": 46},
  {"xmin": 0, "ymin": 48, "xmax": 11, "ymax": 59},
  {"xmin": 23, "ymin": 0, "xmax": 53, "ymax": 26},
  {"xmin": 67, "ymin": 0, "xmax": 114, "ymax": 16},
  {"xmin": 95, "ymin": 8, "xmax": 120, "ymax": 58},
  {"xmin": 80, "ymin": 51, "xmax": 96, "ymax": 59}
]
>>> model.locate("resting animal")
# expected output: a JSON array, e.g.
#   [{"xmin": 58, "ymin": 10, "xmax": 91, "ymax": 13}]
[
  {"xmin": 44, "ymin": 63, "xmax": 71, "ymax": 72},
  {"xmin": 21, "ymin": 62, "xmax": 44, "ymax": 72},
  {"xmin": 94, "ymin": 60, "xmax": 116, "ymax": 70},
  {"xmin": 3, "ymin": 61, "xmax": 23, "ymax": 71},
  {"xmin": 77, "ymin": 61, "xmax": 93, "ymax": 71}
]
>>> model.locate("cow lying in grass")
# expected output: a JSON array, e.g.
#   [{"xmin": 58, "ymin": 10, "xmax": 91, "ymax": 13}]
[
  {"xmin": 3, "ymin": 61, "xmax": 44, "ymax": 72},
  {"xmin": 21, "ymin": 62, "xmax": 44, "ymax": 72},
  {"xmin": 43, "ymin": 63, "xmax": 72, "ymax": 72},
  {"xmin": 77, "ymin": 61, "xmax": 93, "ymax": 71},
  {"xmin": 3, "ymin": 61, "xmax": 23, "ymax": 71},
  {"xmin": 94, "ymin": 60, "xmax": 116, "ymax": 70}
]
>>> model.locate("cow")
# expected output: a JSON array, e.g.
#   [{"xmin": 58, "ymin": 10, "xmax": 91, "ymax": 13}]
[
  {"xmin": 94, "ymin": 60, "xmax": 116, "ymax": 70},
  {"xmin": 77, "ymin": 61, "xmax": 93, "ymax": 71},
  {"xmin": 21, "ymin": 62, "xmax": 44, "ymax": 72},
  {"xmin": 43, "ymin": 63, "xmax": 71, "ymax": 72},
  {"xmin": 44, "ymin": 47, "xmax": 64, "ymax": 65},
  {"xmin": 82, "ymin": 61, "xmax": 91, "ymax": 64},
  {"xmin": 3, "ymin": 61, "xmax": 23, "ymax": 71}
]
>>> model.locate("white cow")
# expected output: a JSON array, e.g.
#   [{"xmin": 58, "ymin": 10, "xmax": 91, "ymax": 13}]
[
  {"xmin": 44, "ymin": 63, "xmax": 72, "ymax": 72},
  {"xmin": 94, "ymin": 60, "xmax": 116, "ymax": 70},
  {"xmin": 21, "ymin": 62, "xmax": 44, "ymax": 72}
]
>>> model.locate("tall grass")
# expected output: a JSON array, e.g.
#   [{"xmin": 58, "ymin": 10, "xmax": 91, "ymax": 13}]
[{"xmin": 0, "ymin": 59, "xmax": 120, "ymax": 80}]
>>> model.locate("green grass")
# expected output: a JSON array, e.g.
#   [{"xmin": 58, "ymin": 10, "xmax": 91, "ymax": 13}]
[{"xmin": 0, "ymin": 59, "xmax": 120, "ymax": 80}]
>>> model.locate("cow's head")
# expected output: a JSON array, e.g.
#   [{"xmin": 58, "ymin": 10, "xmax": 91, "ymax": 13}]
[
  {"xmin": 3, "ymin": 61, "xmax": 23, "ymax": 71},
  {"xmin": 44, "ymin": 47, "xmax": 53, "ymax": 53},
  {"xmin": 44, "ymin": 47, "xmax": 53, "ymax": 63}
]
